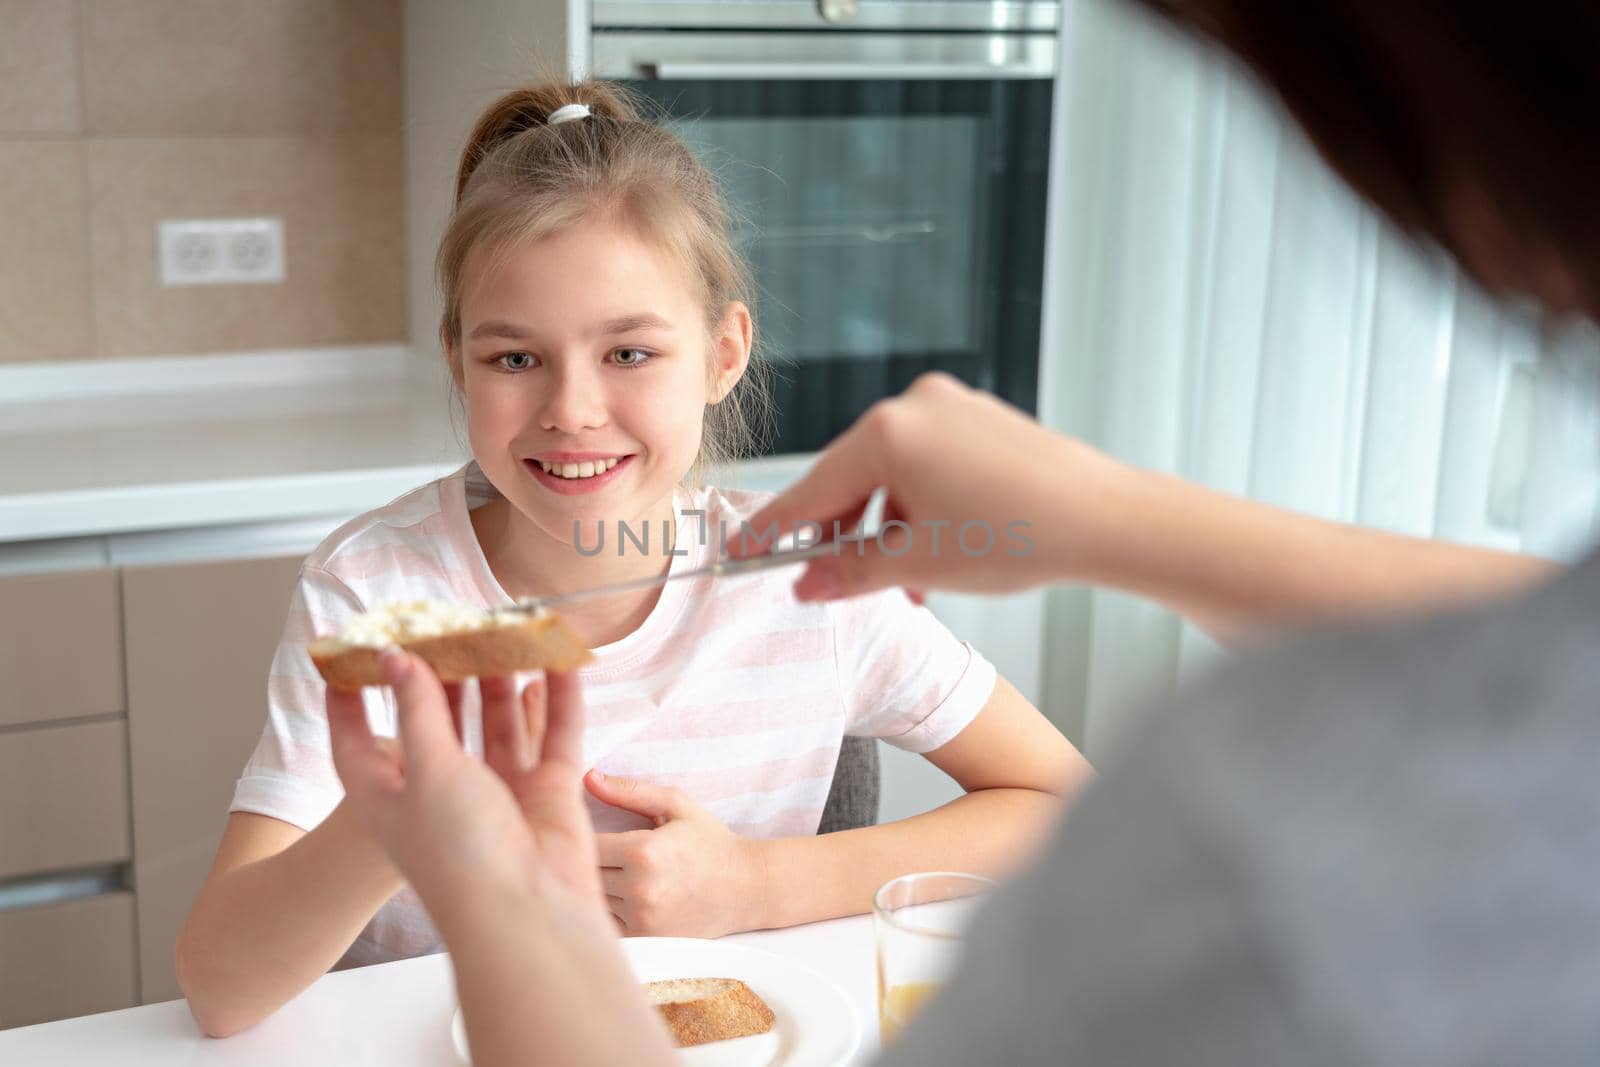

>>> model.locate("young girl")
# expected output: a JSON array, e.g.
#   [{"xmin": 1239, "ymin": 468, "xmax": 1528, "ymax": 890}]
[{"xmin": 174, "ymin": 79, "xmax": 1087, "ymax": 1037}]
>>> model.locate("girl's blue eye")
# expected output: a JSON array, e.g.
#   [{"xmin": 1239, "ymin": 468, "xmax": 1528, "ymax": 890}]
[
  {"xmin": 500, "ymin": 351, "xmax": 534, "ymax": 370},
  {"xmin": 613, "ymin": 348, "xmax": 651, "ymax": 368}
]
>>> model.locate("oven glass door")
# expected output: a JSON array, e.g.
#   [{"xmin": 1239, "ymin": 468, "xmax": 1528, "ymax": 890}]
[{"xmin": 626, "ymin": 76, "xmax": 1052, "ymax": 456}]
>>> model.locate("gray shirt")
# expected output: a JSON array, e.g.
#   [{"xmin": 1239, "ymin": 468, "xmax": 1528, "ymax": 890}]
[{"xmin": 882, "ymin": 545, "xmax": 1600, "ymax": 1065}]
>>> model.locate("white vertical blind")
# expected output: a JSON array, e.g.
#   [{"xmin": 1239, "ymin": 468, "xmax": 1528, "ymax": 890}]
[{"xmin": 1037, "ymin": 0, "xmax": 1600, "ymax": 755}]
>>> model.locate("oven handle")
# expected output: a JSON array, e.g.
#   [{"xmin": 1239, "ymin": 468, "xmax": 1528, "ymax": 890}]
[{"xmin": 640, "ymin": 59, "xmax": 1051, "ymax": 81}]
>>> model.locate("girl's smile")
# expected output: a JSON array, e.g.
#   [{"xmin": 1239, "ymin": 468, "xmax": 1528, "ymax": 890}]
[
  {"xmin": 525, "ymin": 452, "xmax": 637, "ymax": 495},
  {"xmin": 455, "ymin": 218, "xmax": 704, "ymax": 544},
  {"xmin": 453, "ymin": 214, "xmax": 749, "ymax": 568}
]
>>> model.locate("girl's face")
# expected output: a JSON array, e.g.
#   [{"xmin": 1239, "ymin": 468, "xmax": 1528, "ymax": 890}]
[{"xmin": 454, "ymin": 214, "xmax": 749, "ymax": 551}]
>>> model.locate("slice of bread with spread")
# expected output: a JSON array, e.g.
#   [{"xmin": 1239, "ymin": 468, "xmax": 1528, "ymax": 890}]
[
  {"xmin": 646, "ymin": 977, "xmax": 777, "ymax": 1048},
  {"xmin": 308, "ymin": 600, "xmax": 592, "ymax": 690}
]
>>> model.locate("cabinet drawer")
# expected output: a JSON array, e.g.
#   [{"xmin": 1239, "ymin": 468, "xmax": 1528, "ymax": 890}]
[
  {"xmin": 0, "ymin": 892, "xmax": 137, "ymax": 1029},
  {"xmin": 0, "ymin": 721, "xmax": 130, "ymax": 880},
  {"xmin": 123, "ymin": 553, "xmax": 303, "ymax": 1002},
  {"xmin": 0, "ymin": 570, "xmax": 123, "ymax": 727}
]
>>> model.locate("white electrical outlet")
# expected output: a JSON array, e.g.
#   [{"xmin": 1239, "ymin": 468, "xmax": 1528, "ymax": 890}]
[{"xmin": 158, "ymin": 218, "xmax": 285, "ymax": 286}]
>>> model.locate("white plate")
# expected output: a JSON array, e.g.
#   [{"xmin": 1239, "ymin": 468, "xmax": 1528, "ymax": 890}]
[{"xmin": 452, "ymin": 936, "xmax": 861, "ymax": 1066}]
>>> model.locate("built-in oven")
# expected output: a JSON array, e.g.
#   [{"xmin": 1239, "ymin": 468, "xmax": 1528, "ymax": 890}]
[{"xmin": 591, "ymin": 1, "xmax": 1061, "ymax": 456}]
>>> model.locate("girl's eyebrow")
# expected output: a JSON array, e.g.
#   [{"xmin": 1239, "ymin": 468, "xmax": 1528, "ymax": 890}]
[
  {"xmin": 466, "ymin": 313, "xmax": 672, "ymax": 342},
  {"xmin": 467, "ymin": 320, "xmax": 533, "ymax": 341},
  {"xmin": 599, "ymin": 313, "xmax": 672, "ymax": 335}
]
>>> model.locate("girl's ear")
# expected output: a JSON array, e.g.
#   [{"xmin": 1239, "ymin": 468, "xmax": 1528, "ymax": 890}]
[{"xmin": 709, "ymin": 301, "xmax": 752, "ymax": 404}]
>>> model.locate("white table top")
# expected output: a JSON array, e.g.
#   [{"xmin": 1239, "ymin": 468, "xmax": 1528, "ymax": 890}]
[{"xmin": 0, "ymin": 915, "xmax": 882, "ymax": 1066}]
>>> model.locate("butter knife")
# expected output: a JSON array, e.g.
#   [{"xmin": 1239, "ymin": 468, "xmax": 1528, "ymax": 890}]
[{"xmin": 507, "ymin": 486, "xmax": 886, "ymax": 614}]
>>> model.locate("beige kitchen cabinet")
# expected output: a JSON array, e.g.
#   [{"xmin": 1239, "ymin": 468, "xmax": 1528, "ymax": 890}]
[
  {"xmin": 0, "ymin": 569, "xmax": 123, "ymax": 728},
  {"xmin": 0, "ymin": 893, "xmax": 138, "ymax": 1029},
  {"xmin": 0, "ymin": 720, "xmax": 130, "ymax": 881},
  {"xmin": 122, "ymin": 554, "xmax": 303, "ymax": 1003},
  {"xmin": 0, "ymin": 569, "xmax": 135, "ymax": 1029}
]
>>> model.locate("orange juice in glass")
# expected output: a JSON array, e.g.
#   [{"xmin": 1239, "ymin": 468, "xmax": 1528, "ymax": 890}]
[{"xmin": 872, "ymin": 872, "xmax": 995, "ymax": 1045}]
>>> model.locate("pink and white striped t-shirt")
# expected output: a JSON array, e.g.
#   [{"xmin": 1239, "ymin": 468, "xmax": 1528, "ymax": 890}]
[{"xmin": 232, "ymin": 463, "xmax": 996, "ymax": 965}]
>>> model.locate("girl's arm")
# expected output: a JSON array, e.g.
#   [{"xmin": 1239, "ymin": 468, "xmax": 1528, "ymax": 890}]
[
  {"xmin": 174, "ymin": 806, "xmax": 404, "ymax": 1037},
  {"xmin": 750, "ymin": 675, "xmax": 1088, "ymax": 930}
]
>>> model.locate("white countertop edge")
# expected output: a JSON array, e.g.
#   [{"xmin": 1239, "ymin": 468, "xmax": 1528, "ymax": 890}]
[
  {"xmin": 0, "ymin": 464, "xmax": 463, "ymax": 543},
  {"xmin": 0, "ymin": 343, "xmax": 416, "ymax": 406},
  {"xmin": 0, "ymin": 453, "xmax": 819, "ymax": 547}
]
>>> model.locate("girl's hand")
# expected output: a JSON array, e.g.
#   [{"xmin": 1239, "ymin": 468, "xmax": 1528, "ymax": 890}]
[
  {"xmin": 326, "ymin": 650, "xmax": 604, "ymax": 922},
  {"xmin": 586, "ymin": 771, "xmax": 769, "ymax": 937},
  {"xmin": 734, "ymin": 372, "xmax": 1115, "ymax": 603}
]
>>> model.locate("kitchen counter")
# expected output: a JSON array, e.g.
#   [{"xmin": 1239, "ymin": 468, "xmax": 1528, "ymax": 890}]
[
  {"xmin": 0, "ymin": 346, "xmax": 823, "ymax": 552},
  {"xmin": 0, "ymin": 400, "xmax": 465, "ymax": 543},
  {"xmin": 0, "ymin": 347, "xmax": 469, "ymax": 548}
]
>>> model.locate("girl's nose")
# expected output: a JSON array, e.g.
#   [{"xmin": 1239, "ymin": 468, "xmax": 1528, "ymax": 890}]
[{"xmin": 538, "ymin": 362, "xmax": 609, "ymax": 434}]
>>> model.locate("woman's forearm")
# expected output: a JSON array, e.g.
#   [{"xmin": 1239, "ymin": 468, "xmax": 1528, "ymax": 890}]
[
  {"xmin": 752, "ymin": 787, "xmax": 1064, "ymax": 930},
  {"xmin": 444, "ymin": 886, "xmax": 676, "ymax": 1067},
  {"xmin": 1073, "ymin": 458, "xmax": 1559, "ymax": 645},
  {"xmin": 175, "ymin": 802, "xmax": 405, "ymax": 1037}
]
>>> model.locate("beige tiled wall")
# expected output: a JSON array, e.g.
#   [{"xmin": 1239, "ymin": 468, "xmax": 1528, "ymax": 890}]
[{"xmin": 0, "ymin": 0, "xmax": 405, "ymax": 364}]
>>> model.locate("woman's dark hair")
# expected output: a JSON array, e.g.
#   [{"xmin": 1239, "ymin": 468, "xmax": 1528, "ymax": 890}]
[{"xmin": 1132, "ymin": 1, "xmax": 1600, "ymax": 314}]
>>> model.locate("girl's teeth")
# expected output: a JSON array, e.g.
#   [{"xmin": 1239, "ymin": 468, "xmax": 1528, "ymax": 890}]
[{"xmin": 539, "ymin": 457, "xmax": 622, "ymax": 479}]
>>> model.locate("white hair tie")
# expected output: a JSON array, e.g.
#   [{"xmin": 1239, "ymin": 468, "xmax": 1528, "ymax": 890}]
[{"xmin": 548, "ymin": 103, "xmax": 592, "ymax": 126}]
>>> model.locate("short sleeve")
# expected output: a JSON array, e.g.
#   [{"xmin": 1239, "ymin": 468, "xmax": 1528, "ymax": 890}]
[
  {"xmin": 829, "ymin": 590, "xmax": 997, "ymax": 753},
  {"xmin": 230, "ymin": 564, "xmax": 384, "ymax": 831}
]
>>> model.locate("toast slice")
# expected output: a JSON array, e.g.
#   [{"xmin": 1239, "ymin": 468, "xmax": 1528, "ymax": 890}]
[
  {"xmin": 308, "ymin": 600, "xmax": 592, "ymax": 691},
  {"xmin": 646, "ymin": 977, "xmax": 777, "ymax": 1048}
]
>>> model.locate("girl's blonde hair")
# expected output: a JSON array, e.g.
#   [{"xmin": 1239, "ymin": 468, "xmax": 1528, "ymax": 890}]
[{"xmin": 437, "ymin": 78, "xmax": 772, "ymax": 480}]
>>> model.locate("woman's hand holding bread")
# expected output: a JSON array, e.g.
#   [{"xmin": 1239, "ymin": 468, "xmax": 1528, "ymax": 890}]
[
  {"xmin": 326, "ymin": 651, "xmax": 604, "ymax": 923},
  {"xmin": 329, "ymin": 650, "xmax": 676, "ymax": 1067}
]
